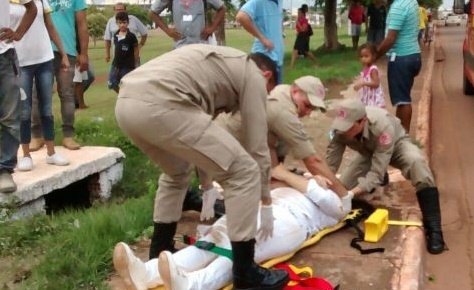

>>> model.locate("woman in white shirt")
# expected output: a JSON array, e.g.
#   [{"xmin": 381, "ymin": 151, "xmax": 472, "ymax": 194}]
[
  {"xmin": 112, "ymin": 165, "xmax": 353, "ymax": 290},
  {"xmin": 10, "ymin": 0, "xmax": 70, "ymax": 171}
]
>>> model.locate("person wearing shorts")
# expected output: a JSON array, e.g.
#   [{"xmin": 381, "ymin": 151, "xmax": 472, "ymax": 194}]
[
  {"xmin": 348, "ymin": 0, "xmax": 365, "ymax": 49},
  {"xmin": 377, "ymin": 0, "xmax": 420, "ymax": 132}
]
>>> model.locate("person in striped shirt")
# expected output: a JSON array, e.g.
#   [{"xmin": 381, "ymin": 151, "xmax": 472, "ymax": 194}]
[{"xmin": 376, "ymin": 0, "xmax": 420, "ymax": 133}]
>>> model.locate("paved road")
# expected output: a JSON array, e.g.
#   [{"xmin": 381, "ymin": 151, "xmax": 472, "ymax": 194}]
[{"xmin": 424, "ymin": 25, "xmax": 474, "ymax": 290}]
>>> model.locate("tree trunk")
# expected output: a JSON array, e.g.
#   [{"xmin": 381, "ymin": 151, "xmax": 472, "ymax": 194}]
[{"xmin": 320, "ymin": 0, "xmax": 342, "ymax": 51}]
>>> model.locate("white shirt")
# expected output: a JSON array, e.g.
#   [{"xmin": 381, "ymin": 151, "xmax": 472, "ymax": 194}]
[
  {"xmin": 10, "ymin": 0, "xmax": 54, "ymax": 66},
  {"xmin": 205, "ymin": 183, "xmax": 350, "ymax": 250},
  {"xmin": 1, "ymin": 0, "xmax": 32, "ymax": 54},
  {"xmin": 271, "ymin": 183, "xmax": 348, "ymax": 236}
]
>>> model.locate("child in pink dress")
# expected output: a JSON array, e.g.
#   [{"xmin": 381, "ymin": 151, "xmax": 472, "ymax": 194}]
[{"xmin": 354, "ymin": 43, "xmax": 386, "ymax": 108}]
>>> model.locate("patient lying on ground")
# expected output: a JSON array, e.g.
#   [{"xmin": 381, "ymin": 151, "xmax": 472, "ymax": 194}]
[{"xmin": 113, "ymin": 165, "xmax": 353, "ymax": 290}]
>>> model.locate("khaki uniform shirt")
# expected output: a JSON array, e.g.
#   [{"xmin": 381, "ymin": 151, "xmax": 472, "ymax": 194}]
[
  {"xmin": 119, "ymin": 44, "xmax": 271, "ymax": 198},
  {"xmin": 216, "ymin": 84, "xmax": 316, "ymax": 160},
  {"xmin": 326, "ymin": 107, "xmax": 406, "ymax": 192}
]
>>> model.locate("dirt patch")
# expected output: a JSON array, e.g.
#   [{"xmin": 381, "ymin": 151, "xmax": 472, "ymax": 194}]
[{"xmin": 0, "ymin": 254, "xmax": 42, "ymax": 289}]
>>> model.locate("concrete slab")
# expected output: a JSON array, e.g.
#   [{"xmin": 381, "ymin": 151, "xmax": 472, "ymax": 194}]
[{"xmin": 0, "ymin": 146, "xmax": 125, "ymax": 219}]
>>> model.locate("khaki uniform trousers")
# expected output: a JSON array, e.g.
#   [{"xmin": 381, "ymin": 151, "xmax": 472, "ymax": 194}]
[
  {"xmin": 116, "ymin": 98, "xmax": 261, "ymax": 242},
  {"xmin": 340, "ymin": 137, "xmax": 435, "ymax": 191}
]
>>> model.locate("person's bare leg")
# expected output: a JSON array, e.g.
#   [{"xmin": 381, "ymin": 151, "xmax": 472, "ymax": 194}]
[
  {"xmin": 21, "ymin": 144, "xmax": 30, "ymax": 158},
  {"xmin": 290, "ymin": 49, "xmax": 298, "ymax": 69},
  {"xmin": 353, "ymin": 35, "xmax": 360, "ymax": 49},
  {"xmin": 45, "ymin": 140, "xmax": 55, "ymax": 156},
  {"xmin": 74, "ymin": 82, "xmax": 88, "ymax": 109},
  {"xmin": 305, "ymin": 51, "xmax": 317, "ymax": 64},
  {"xmin": 396, "ymin": 104, "xmax": 412, "ymax": 133}
]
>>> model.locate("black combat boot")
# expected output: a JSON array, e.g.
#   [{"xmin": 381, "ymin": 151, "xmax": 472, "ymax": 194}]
[
  {"xmin": 381, "ymin": 172, "xmax": 389, "ymax": 186},
  {"xmin": 182, "ymin": 188, "xmax": 203, "ymax": 212},
  {"xmin": 231, "ymin": 239, "xmax": 289, "ymax": 290},
  {"xmin": 214, "ymin": 199, "xmax": 226, "ymax": 218},
  {"xmin": 183, "ymin": 188, "xmax": 226, "ymax": 218},
  {"xmin": 416, "ymin": 187, "xmax": 447, "ymax": 254},
  {"xmin": 149, "ymin": 222, "xmax": 178, "ymax": 259}
]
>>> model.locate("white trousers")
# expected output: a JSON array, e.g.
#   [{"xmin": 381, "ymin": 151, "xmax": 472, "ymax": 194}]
[{"xmin": 146, "ymin": 204, "xmax": 307, "ymax": 290}]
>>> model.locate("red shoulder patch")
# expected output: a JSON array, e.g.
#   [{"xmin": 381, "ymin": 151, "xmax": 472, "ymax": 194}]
[{"xmin": 378, "ymin": 132, "xmax": 392, "ymax": 146}]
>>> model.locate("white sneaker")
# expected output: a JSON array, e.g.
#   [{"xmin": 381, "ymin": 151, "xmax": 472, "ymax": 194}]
[
  {"xmin": 17, "ymin": 156, "xmax": 33, "ymax": 171},
  {"xmin": 45, "ymin": 153, "xmax": 69, "ymax": 166},
  {"xmin": 113, "ymin": 242, "xmax": 148, "ymax": 290},
  {"xmin": 158, "ymin": 251, "xmax": 190, "ymax": 290}
]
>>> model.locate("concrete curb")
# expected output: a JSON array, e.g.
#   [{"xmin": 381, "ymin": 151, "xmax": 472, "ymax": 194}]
[{"xmin": 391, "ymin": 34, "xmax": 438, "ymax": 290}]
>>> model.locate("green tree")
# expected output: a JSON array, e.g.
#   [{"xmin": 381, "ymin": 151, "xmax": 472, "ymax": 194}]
[
  {"xmin": 315, "ymin": 0, "xmax": 344, "ymax": 50},
  {"xmin": 126, "ymin": 4, "xmax": 153, "ymax": 26},
  {"xmin": 87, "ymin": 13, "xmax": 108, "ymax": 47}
]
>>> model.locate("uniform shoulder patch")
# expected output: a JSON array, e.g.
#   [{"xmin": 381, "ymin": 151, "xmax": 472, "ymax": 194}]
[{"xmin": 378, "ymin": 132, "xmax": 392, "ymax": 146}]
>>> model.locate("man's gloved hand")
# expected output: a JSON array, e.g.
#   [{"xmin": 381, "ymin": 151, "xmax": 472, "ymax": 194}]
[
  {"xmin": 200, "ymin": 187, "xmax": 220, "ymax": 221},
  {"xmin": 257, "ymin": 204, "xmax": 274, "ymax": 242}
]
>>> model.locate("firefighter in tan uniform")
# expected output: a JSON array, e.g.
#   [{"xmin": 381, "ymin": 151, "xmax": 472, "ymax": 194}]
[
  {"xmin": 216, "ymin": 76, "xmax": 349, "ymax": 198},
  {"xmin": 325, "ymin": 98, "xmax": 446, "ymax": 254},
  {"xmin": 115, "ymin": 44, "xmax": 289, "ymax": 290}
]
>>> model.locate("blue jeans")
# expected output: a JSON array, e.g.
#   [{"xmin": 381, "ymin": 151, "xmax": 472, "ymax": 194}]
[
  {"xmin": 276, "ymin": 65, "xmax": 283, "ymax": 85},
  {"xmin": 31, "ymin": 53, "xmax": 76, "ymax": 138},
  {"xmin": 20, "ymin": 60, "xmax": 55, "ymax": 144},
  {"xmin": 0, "ymin": 49, "xmax": 21, "ymax": 172},
  {"xmin": 108, "ymin": 65, "xmax": 133, "ymax": 91}
]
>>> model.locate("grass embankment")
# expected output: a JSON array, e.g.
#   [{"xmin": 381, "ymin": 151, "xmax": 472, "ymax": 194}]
[{"xmin": 0, "ymin": 27, "xmax": 360, "ymax": 289}]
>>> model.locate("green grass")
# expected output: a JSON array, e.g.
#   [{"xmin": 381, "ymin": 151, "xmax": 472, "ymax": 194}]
[{"xmin": 0, "ymin": 28, "xmax": 361, "ymax": 289}]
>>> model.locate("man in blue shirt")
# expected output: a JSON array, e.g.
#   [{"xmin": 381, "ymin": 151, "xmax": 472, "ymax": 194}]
[
  {"xmin": 377, "ymin": 0, "xmax": 420, "ymax": 133},
  {"xmin": 236, "ymin": 0, "xmax": 284, "ymax": 83}
]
